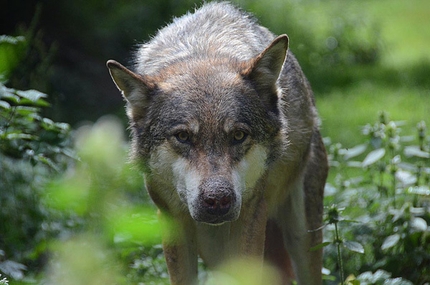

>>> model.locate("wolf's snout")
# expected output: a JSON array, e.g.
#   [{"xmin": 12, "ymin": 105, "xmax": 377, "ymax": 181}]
[{"xmin": 198, "ymin": 177, "xmax": 236, "ymax": 222}]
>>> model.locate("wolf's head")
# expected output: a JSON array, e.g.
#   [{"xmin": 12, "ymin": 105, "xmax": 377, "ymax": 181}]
[{"xmin": 107, "ymin": 35, "xmax": 288, "ymax": 225}]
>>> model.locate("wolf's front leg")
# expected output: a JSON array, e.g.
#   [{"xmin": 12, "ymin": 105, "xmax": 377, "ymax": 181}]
[
  {"xmin": 277, "ymin": 177, "xmax": 322, "ymax": 285},
  {"xmin": 232, "ymin": 195, "xmax": 268, "ymax": 257},
  {"xmin": 162, "ymin": 215, "xmax": 198, "ymax": 285}
]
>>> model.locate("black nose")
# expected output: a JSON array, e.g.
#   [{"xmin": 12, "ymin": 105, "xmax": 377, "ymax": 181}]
[
  {"xmin": 199, "ymin": 177, "xmax": 235, "ymax": 217},
  {"xmin": 203, "ymin": 194, "xmax": 232, "ymax": 216}
]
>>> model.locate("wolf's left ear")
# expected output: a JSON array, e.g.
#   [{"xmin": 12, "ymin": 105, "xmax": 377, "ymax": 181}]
[
  {"xmin": 106, "ymin": 60, "xmax": 152, "ymax": 111},
  {"xmin": 242, "ymin": 34, "xmax": 289, "ymax": 93}
]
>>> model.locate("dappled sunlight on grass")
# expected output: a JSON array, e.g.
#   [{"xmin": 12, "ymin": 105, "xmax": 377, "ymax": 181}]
[
  {"xmin": 318, "ymin": 83, "xmax": 430, "ymax": 146},
  {"xmin": 309, "ymin": 0, "xmax": 430, "ymax": 146}
]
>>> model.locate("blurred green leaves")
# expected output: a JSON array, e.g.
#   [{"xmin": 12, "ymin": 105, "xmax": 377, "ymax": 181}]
[
  {"xmin": 0, "ymin": 35, "xmax": 26, "ymax": 82},
  {"xmin": 206, "ymin": 258, "xmax": 282, "ymax": 285},
  {"xmin": 0, "ymin": 273, "xmax": 9, "ymax": 285},
  {"xmin": 43, "ymin": 117, "xmax": 172, "ymax": 284},
  {"xmin": 46, "ymin": 117, "xmax": 151, "ymax": 229},
  {"xmin": 45, "ymin": 234, "xmax": 120, "ymax": 285}
]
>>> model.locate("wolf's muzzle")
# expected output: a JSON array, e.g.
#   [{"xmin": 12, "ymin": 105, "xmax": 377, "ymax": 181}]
[{"xmin": 197, "ymin": 177, "xmax": 237, "ymax": 224}]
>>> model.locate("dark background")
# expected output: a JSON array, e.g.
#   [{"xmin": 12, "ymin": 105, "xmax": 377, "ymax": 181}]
[{"xmin": 2, "ymin": 0, "xmax": 199, "ymax": 125}]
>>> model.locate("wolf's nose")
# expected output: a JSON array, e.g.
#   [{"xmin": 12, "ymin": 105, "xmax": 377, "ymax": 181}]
[
  {"xmin": 199, "ymin": 177, "xmax": 235, "ymax": 217},
  {"xmin": 203, "ymin": 195, "xmax": 232, "ymax": 216}
]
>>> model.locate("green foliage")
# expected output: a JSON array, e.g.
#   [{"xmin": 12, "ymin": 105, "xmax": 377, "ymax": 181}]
[
  {"xmin": 0, "ymin": 35, "xmax": 73, "ymax": 281},
  {"xmin": 0, "ymin": 85, "xmax": 72, "ymax": 167},
  {"xmin": 323, "ymin": 112, "xmax": 430, "ymax": 284},
  {"xmin": 0, "ymin": 274, "xmax": 9, "ymax": 285},
  {"xmin": 43, "ymin": 117, "xmax": 169, "ymax": 285},
  {"xmin": 0, "ymin": 36, "xmax": 26, "ymax": 83},
  {"xmin": 4, "ymin": 6, "xmax": 58, "ymax": 95}
]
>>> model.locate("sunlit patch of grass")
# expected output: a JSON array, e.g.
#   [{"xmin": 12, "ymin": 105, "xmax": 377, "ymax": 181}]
[
  {"xmin": 363, "ymin": 0, "xmax": 430, "ymax": 66},
  {"xmin": 317, "ymin": 83, "xmax": 430, "ymax": 146}
]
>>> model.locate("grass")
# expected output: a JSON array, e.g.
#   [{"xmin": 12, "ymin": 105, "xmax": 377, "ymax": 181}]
[
  {"xmin": 318, "ymin": 83, "xmax": 430, "ymax": 146},
  {"xmin": 365, "ymin": 0, "xmax": 430, "ymax": 66},
  {"xmin": 295, "ymin": 0, "xmax": 430, "ymax": 65},
  {"xmin": 312, "ymin": 0, "xmax": 430, "ymax": 146}
]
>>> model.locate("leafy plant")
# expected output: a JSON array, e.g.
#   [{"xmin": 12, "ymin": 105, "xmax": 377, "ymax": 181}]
[
  {"xmin": 0, "ymin": 85, "xmax": 72, "ymax": 167},
  {"xmin": 323, "ymin": 112, "xmax": 430, "ymax": 284},
  {"xmin": 314, "ymin": 205, "xmax": 364, "ymax": 284},
  {"xmin": 0, "ymin": 36, "xmax": 26, "ymax": 82},
  {"xmin": 349, "ymin": 269, "xmax": 413, "ymax": 285},
  {"xmin": 0, "ymin": 274, "xmax": 9, "ymax": 285},
  {"xmin": 0, "ymin": 35, "xmax": 73, "ymax": 281}
]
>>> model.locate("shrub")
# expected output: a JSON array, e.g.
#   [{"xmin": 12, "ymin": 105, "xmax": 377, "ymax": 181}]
[
  {"xmin": 323, "ymin": 112, "xmax": 430, "ymax": 284},
  {"xmin": 0, "ymin": 35, "xmax": 73, "ymax": 280}
]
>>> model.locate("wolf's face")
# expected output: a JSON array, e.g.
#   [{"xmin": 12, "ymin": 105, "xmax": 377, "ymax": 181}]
[
  {"xmin": 144, "ymin": 64, "xmax": 276, "ymax": 224},
  {"xmin": 107, "ymin": 36, "xmax": 289, "ymax": 224}
]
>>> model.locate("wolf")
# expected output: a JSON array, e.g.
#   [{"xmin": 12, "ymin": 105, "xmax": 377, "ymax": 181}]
[{"xmin": 107, "ymin": 2, "xmax": 328, "ymax": 284}]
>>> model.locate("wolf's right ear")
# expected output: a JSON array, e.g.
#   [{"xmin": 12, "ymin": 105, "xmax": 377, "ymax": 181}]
[
  {"xmin": 241, "ymin": 35, "xmax": 289, "ymax": 93},
  {"xmin": 106, "ymin": 60, "xmax": 152, "ymax": 110}
]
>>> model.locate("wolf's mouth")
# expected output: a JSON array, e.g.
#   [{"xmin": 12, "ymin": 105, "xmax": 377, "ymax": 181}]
[{"xmin": 192, "ymin": 210, "xmax": 240, "ymax": 225}]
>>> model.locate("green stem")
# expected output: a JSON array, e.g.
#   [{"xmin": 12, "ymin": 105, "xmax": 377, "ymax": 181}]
[
  {"xmin": 379, "ymin": 169, "xmax": 385, "ymax": 195},
  {"xmin": 0, "ymin": 106, "xmax": 16, "ymax": 139},
  {"xmin": 334, "ymin": 222, "xmax": 344, "ymax": 284},
  {"xmin": 392, "ymin": 172, "xmax": 396, "ymax": 208}
]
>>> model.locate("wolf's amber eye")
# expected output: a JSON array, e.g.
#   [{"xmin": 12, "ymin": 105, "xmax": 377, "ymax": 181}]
[
  {"xmin": 175, "ymin": 131, "xmax": 190, "ymax": 143},
  {"xmin": 233, "ymin": 130, "xmax": 247, "ymax": 143}
]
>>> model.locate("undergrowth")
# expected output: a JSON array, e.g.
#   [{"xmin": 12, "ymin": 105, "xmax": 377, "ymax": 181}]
[{"xmin": 322, "ymin": 112, "xmax": 430, "ymax": 285}]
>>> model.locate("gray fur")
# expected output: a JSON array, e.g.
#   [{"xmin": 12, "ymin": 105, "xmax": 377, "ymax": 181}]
[{"xmin": 135, "ymin": 2, "xmax": 274, "ymax": 75}]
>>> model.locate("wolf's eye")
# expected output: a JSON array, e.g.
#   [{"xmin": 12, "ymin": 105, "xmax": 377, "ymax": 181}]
[
  {"xmin": 175, "ymin": 131, "xmax": 190, "ymax": 143},
  {"xmin": 232, "ymin": 130, "xmax": 247, "ymax": 144}
]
